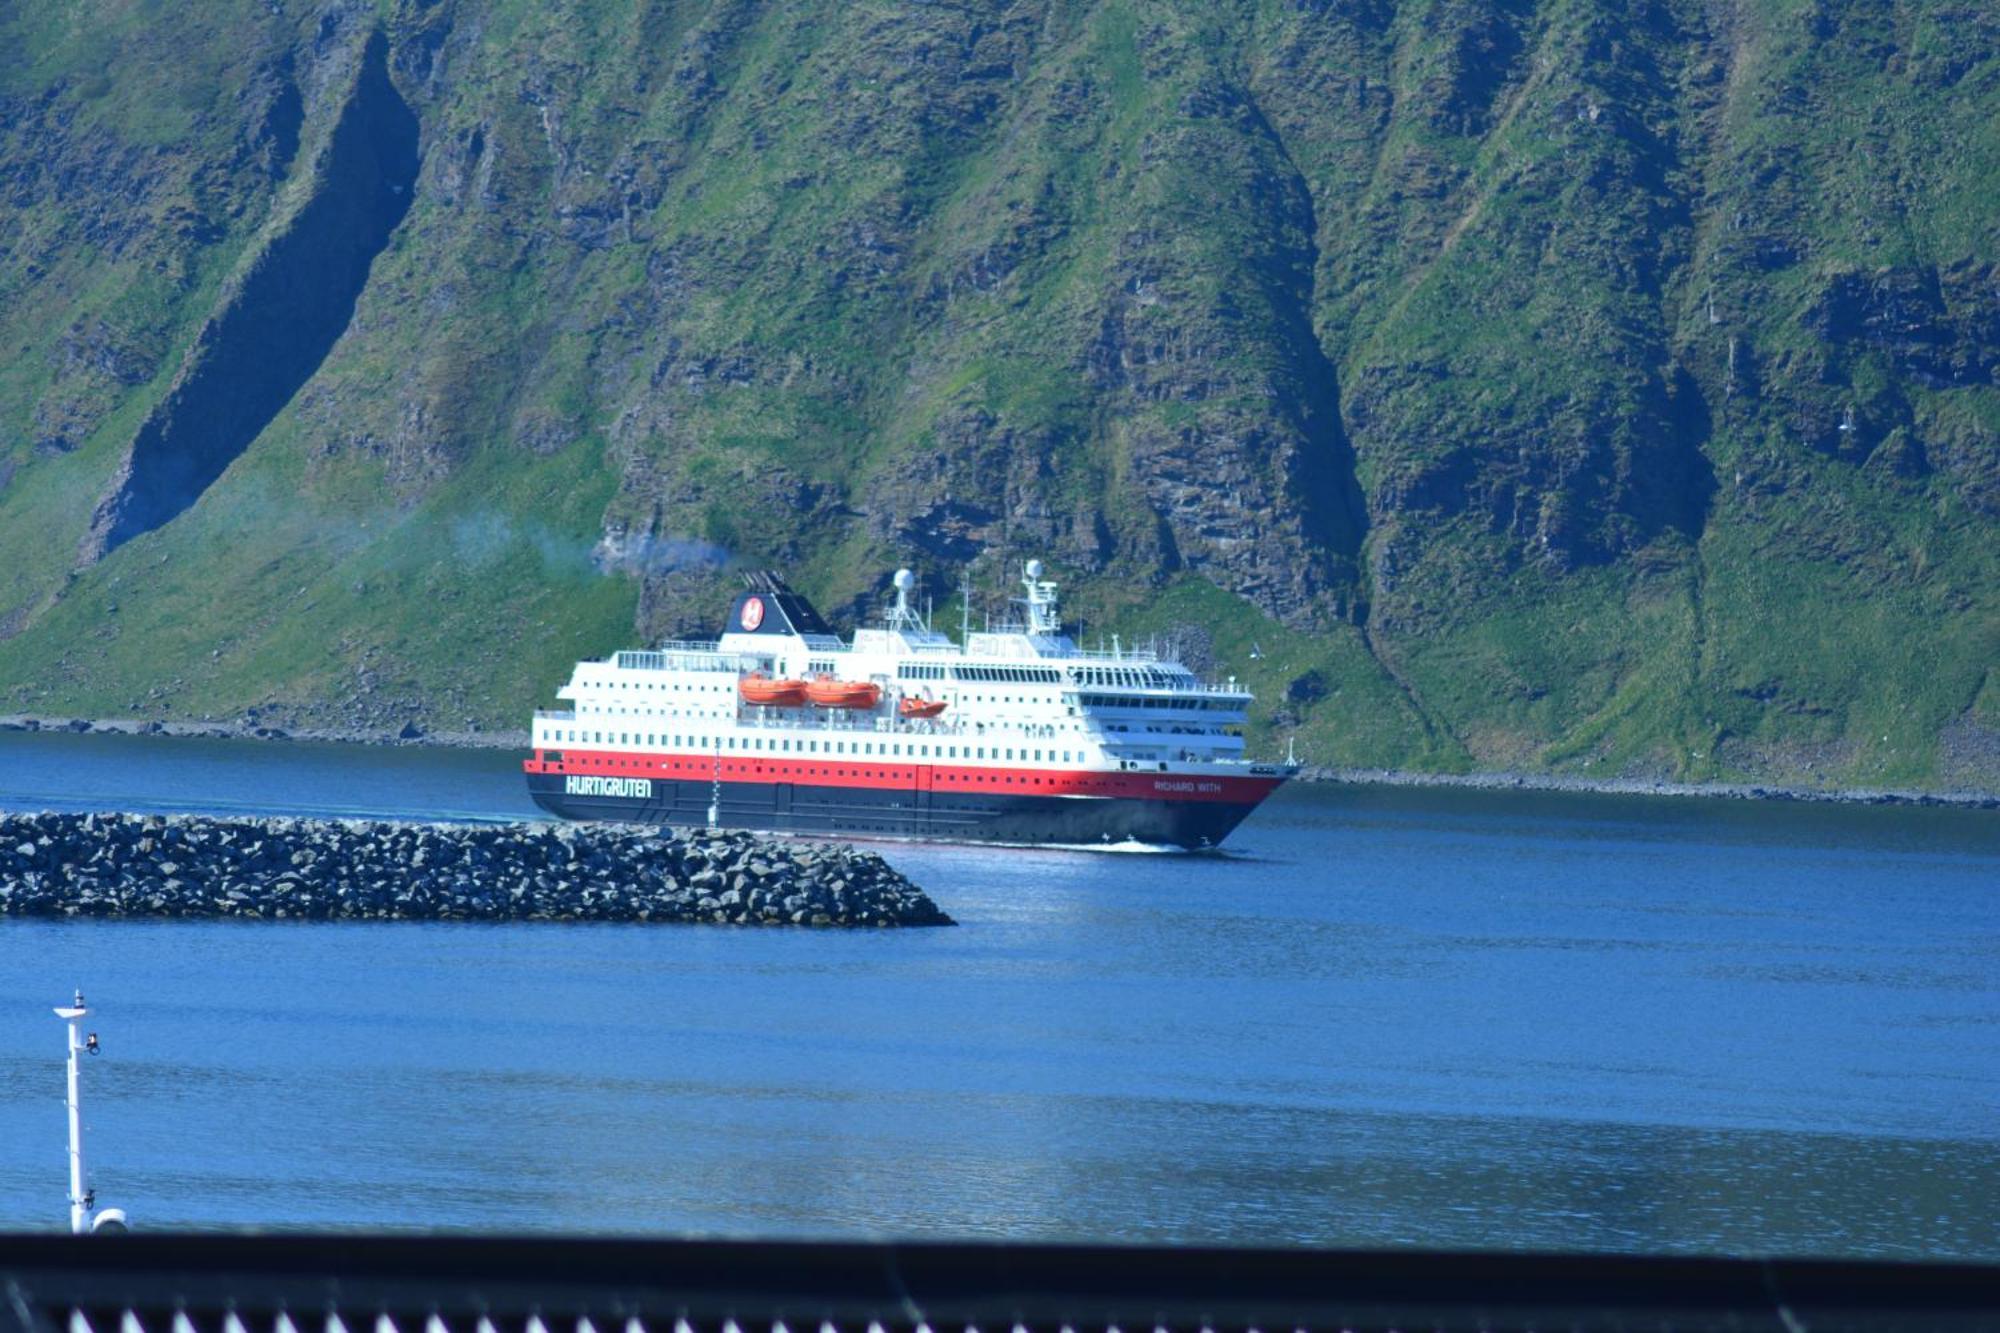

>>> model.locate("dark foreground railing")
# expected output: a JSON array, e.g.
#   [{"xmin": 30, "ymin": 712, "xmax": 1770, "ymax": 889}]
[{"xmin": 2, "ymin": 1236, "xmax": 1995, "ymax": 1333}]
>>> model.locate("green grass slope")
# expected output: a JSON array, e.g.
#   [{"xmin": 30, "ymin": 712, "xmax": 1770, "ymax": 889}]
[{"xmin": 0, "ymin": 0, "xmax": 1992, "ymax": 788}]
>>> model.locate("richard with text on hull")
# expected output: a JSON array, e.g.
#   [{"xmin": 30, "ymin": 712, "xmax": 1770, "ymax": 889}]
[{"xmin": 524, "ymin": 562, "xmax": 1294, "ymax": 849}]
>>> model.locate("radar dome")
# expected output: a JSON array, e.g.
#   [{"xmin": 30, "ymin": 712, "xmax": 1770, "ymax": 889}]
[
  {"xmin": 1025, "ymin": 559, "xmax": 1044, "ymax": 579},
  {"xmin": 893, "ymin": 568, "xmax": 916, "ymax": 591}
]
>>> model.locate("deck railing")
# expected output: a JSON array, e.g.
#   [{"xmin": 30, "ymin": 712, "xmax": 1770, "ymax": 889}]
[
  {"xmin": 613, "ymin": 647, "xmax": 741, "ymax": 673},
  {"xmin": 0, "ymin": 1235, "xmax": 1990, "ymax": 1333}
]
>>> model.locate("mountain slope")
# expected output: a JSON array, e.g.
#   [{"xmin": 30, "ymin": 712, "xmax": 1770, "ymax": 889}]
[{"xmin": 0, "ymin": 0, "xmax": 1993, "ymax": 787}]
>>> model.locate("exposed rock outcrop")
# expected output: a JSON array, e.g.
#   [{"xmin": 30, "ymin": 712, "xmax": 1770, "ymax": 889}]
[{"xmin": 81, "ymin": 30, "xmax": 418, "ymax": 561}]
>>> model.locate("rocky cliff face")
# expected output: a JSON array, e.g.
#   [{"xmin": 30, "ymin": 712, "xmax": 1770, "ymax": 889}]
[
  {"xmin": 0, "ymin": 1, "xmax": 1992, "ymax": 788},
  {"xmin": 83, "ymin": 30, "xmax": 417, "ymax": 559}
]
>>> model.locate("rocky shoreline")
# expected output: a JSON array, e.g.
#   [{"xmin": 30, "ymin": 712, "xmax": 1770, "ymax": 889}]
[
  {"xmin": 0, "ymin": 713, "xmax": 528, "ymax": 750},
  {"xmin": 1306, "ymin": 767, "xmax": 2000, "ymax": 810},
  {"xmin": 3, "ymin": 714, "xmax": 1994, "ymax": 808},
  {"xmin": 0, "ymin": 812, "xmax": 953, "ymax": 927}
]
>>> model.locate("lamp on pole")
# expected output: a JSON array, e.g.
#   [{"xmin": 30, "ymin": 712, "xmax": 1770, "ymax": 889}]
[{"xmin": 54, "ymin": 990, "xmax": 128, "ymax": 1234}]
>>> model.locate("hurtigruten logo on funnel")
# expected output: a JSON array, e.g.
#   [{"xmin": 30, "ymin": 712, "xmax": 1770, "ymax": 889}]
[
  {"xmin": 566, "ymin": 775, "xmax": 653, "ymax": 798},
  {"xmin": 740, "ymin": 596, "xmax": 765, "ymax": 630}
]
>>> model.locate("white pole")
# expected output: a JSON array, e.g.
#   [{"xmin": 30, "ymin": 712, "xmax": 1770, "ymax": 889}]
[
  {"xmin": 708, "ymin": 739, "xmax": 721, "ymax": 828},
  {"xmin": 54, "ymin": 990, "xmax": 89, "ymax": 1234}
]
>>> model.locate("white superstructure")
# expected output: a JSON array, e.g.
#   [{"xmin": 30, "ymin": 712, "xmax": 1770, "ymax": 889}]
[{"xmin": 529, "ymin": 563, "xmax": 1256, "ymax": 781}]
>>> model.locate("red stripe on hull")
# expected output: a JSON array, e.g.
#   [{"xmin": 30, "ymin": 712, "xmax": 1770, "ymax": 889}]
[{"xmin": 522, "ymin": 749, "xmax": 1282, "ymax": 805}]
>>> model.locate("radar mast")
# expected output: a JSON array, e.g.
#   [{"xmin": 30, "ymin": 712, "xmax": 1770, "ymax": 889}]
[
  {"xmin": 887, "ymin": 568, "xmax": 925, "ymax": 632},
  {"xmin": 1020, "ymin": 559, "xmax": 1061, "ymax": 636}
]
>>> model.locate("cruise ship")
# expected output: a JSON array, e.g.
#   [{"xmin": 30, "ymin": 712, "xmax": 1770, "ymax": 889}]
[{"xmin": 523, "ymin": 562, "xmax": 1293, "ymax": 848}]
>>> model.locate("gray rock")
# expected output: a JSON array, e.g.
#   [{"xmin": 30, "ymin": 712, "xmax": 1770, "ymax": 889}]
[{"xmin": 0, "ymin": 811, "xmax": 953, "ymax": 928}]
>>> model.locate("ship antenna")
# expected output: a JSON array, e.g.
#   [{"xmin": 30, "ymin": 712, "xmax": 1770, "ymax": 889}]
[
  {"xmin": 1020, "ymin": 559, "xmax": 1060, "ymax": 636},
  {"xmin": 890, "ymin": 569, "xmax": 919, "ymax": 630}
]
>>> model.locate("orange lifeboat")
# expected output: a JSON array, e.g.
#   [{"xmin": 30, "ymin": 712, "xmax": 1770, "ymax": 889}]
[
  {"xmin": 805, "ymin": 676, "xmax": 883, "ymax": 709},
  {"xmin": 739, "ymin": 673, "xmax": 810, "ymax": 707},
  {"xmin": 898, "ymin": 696, "xmax": 947, "ymax": 719}
]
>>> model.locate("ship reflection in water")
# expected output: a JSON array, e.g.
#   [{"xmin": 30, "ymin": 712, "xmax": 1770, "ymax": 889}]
[{"xmin": 0, "ymin": 728, "xmax": 1995, "ymax": 1259}]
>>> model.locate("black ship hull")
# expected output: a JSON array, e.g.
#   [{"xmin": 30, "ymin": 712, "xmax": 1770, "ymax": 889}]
[{"xmin": 525, "ymin": 771, "xmax": 1267, "ymax": 850}]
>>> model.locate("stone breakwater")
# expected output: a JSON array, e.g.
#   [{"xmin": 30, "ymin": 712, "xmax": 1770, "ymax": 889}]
[{"xmin": 0, "ymin": 812, "xmax": 953, "ymax": 927}]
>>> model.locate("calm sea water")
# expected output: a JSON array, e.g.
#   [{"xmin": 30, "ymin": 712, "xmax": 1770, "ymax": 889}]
[{"xmin": 0, "ymin": 729, "xmax": 1995, "ymax": 1257}]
